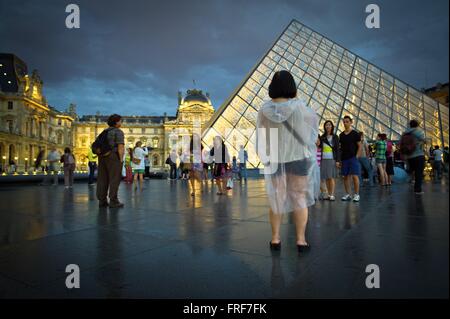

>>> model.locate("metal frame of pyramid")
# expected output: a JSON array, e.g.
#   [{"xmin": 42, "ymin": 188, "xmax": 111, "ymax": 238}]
[{"xmin": 202, "ymin": 19, "xmax": 448, "ymax": 168}]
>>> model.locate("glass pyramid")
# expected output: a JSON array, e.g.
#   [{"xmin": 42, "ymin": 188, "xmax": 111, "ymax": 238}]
[{"xmin": 202, "ymin": 19, "xmax": 449, "ymax": 168}]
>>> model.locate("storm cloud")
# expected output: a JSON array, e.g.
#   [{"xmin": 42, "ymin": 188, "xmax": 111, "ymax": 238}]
[{"xmin": 0, "ymin": 0, "xmax": 448, "ymax": 116}]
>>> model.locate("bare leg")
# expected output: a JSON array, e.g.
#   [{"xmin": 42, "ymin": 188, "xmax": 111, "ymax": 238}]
[
  {"xmin": 216, "ymin": 178, "xmax": 223, "ymax": 194},
  {"xmin": 377, "ymin": 164, "xmax": 385, "ymax": 185},
  {"xmin": 139, "ymin": 173, "xmax": 144, "ymax": 190},
  {"xmin": 352, "ymin": 175, "xmax": 360, "ymax": 194},
  {"xmin": 269, "ymin": 208, "xmax": 282, "ymax": 244},
  {"xmin": 133, "ymin": 173, "xmax": 138, "ymax": 190},
  {"xmin": 293, "ymin": 207, "xmax": 308, "ymax": 245},
  {"xmin": 343, "ymin": 176, "xmax": 352, "ymax": 194},
  {"xmin": 326, "ymin": 178, "xmax": 335, "ymax": 195},
  {"xmin": 222, "ymin": 177, "xmax": 227, "ymax": 191}
]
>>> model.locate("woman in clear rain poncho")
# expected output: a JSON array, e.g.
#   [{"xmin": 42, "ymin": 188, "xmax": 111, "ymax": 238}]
[{"xmin": 256, "ymin": 70, "xmax": 320, "ymax": 253}]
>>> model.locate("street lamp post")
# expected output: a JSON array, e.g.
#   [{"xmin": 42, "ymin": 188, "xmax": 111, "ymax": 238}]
[{"xmin": 25, "ymin": 157, "xmax": 28, "ymax": 172}]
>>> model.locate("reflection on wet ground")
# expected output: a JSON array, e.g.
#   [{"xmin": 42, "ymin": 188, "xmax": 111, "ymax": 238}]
[{"xmin": 0, "ymin": 178, "xmax": 448, "ymax": 298}]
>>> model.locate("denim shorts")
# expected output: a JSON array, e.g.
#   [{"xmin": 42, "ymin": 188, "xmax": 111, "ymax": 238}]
[
  {"xmin": 341, "ymin": 157, "xmax": 361, "ymax": 176},
  {"xmin": 376, "ymin": 159, "xmax": 386, "ymax": 165}
]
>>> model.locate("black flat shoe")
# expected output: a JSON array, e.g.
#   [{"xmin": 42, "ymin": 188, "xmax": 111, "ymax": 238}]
[
  {"xmin": 297, "ymin": 244, "xmax": 311, "ymax": 253},
  {"xmin": 270, "ymin": 241, "xmax": 281, "ymax": 250}
]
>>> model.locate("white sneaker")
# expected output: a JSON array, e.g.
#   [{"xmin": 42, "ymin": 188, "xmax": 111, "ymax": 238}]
[
  {"xmin": 329, "ymin": 195, "xmax": 336, "ymax": 201},
  {"xmin": 352, "ymin": 194, "xmax": 360, "ymax": 202},
  {"xmin": 341, "ymin": 194, "xmax": 352, "ymax": 201}
]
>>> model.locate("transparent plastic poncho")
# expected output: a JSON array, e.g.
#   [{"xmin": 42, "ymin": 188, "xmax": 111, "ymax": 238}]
[{"xmin": 256, "ymin": 98, "xmax": 320, "ymax": 214}]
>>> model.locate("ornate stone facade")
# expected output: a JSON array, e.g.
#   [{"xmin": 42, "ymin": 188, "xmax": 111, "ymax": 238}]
[
  {"xmin": 0, "ymin": 54, "xmax": 74, "ymax": 173},
  {"xmin": 0, "ymin": 53, "xmax": 215, "ymax": 173},
  {"xmin": 73, "ymin": 89, "xmax": 214, "ymax": 171}
]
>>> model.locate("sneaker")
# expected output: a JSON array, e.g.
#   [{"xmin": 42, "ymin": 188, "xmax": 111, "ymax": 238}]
[
  {"xmin": 329, "ymin": 195, "xmax": 336, "ymax": 201},
  {"xmin": 415, "ymin": 191, "xmax": 424, "ymax": 195},
  {"xmin": 341, "ymin": 194, "xmax": 352, "ymax": 201},
  {"xmin": 352, "ymin": 194, "xmax": 360, "ymax": 202}
]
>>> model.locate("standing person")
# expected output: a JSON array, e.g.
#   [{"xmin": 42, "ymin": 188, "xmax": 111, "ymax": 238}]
[
  {"xmin": 400, "ymin": 119, "xmax": 425, "ymax": 194},
  {"xmin": 202, "ymin": 147, "xmax": 211, "ymax": 181},
  {"xmin": 209, "ymin": 145, "xmax": 215, "ymax": 183},
  {"xmin": 87, "ymin": 147, "xmax": 98, "ymax": 186},
  {"xmin": 189, "ymin": 133, "xmax": 204, "ymax": 196},
  {"xmin": 166, "ymin": 149, "xmax": 178, "ymax": 180},
  {"xmin": 180, "ymin": 150, "xmax": 190, "ymax": 180},
  {"xmin": 358, "ymin": 132, "xmax": 374, "ymax": 187},
  {"xmin": 238, "ymin": 145, "xmax": 248, "ymax": 182},
  {"xmin": 443, "ymin": 146, "xmax": 449, "ymax": 174},
  {"xmin": 338, "ymin": 116, "xmax": 362, "ymax": 202},
  {"xmin": 256, "ymin": 70, "xmax": 319, "ymax": 252},
  {"xmin": 144, "ymin": 155, "xmax": 150, "ymax": 180},
  {"xmin": 40, "ymin": 147, "xmax": 60, "ymax": 186},
  {"xmin": 35, "ymin": 149, "xmax": 45, "ymax": 172},
  {"xmin": 316, "ymin": 137, "xmax": 327, "ymax": 199},
  {"xmin": 9, "ymin": 159, "xmax": 16, "ymax": 173},
  {"xmin": 61, "ymin": 147, "xmax": 76, "ymax": 188},
  {"xmin": 231, "ymin": 156, "xmax": 240, "ymax": 180},
  {"xmin": 318, "ymin": 120, "xmax": 340, "ymax": 200},
  {"xmin": 385, "ymin": 135, "xmax": 395, "ymax": 185},
  {"xmin": 432, "ymin": 145, "xmax": 443, "ymax": 180},
  {"xmin": 210, "ymin": 136, "xmax": 230, "ymax": 195},
  {"xmin": 124, "ymin": 148, "xmax": 133, "ymax": 183},
  {"xmin": 94, "ymin": 114, "xmax": 125, "ymax": 208},
  {"xmin": 375, "ymin": 133, "xmax": 388, "ymax": 186},
  {"xmin": 131, "ymin": 141, "xmax": 148, "ymax": 191}
]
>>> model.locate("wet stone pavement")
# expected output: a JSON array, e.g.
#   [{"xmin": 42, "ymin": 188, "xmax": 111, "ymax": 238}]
[{"xmin": 0, "ymin": 178, "xmax": 448, "ymax": 298}]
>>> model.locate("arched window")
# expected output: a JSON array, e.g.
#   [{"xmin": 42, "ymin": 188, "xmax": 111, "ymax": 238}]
[
  {"xmin": 57, "ymin": 131, "xmax": 63, "ymax": 144},
  {"xmin": 152, "ymin": 154, "xmax": 159, "ymax": 166},
  {"xmin": 152, "ymin": 137, "xmax": 159, "ymax": 149}
]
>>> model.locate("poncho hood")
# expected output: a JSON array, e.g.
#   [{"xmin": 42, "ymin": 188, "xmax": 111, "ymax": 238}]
[{"xmin": 260, "ymin": 98, "xmax": 307, "ymax": 123}]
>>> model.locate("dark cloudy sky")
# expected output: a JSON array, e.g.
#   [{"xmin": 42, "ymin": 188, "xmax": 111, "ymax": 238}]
[{"xmin": 0, "ymin": 0, "xmax": 448, "ymax": 116}]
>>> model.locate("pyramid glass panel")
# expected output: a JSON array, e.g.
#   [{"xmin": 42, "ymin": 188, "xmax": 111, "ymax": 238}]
[{"xmin": 204, "ymin": 20, "xmax": 448, "ymax": 167}]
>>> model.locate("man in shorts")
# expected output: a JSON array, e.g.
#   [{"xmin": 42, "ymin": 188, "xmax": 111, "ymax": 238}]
[{"xmin": 338, "ymin": 116, "xmax": 362, "ymax": 202}]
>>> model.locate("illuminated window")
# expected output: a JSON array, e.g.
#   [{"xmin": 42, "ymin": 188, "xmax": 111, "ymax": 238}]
[
  {"xmin": 152, "ymin": 138, "xmax": 159, "ymax": 149},
  {"xmin": 152, "ymin": 154, "xmax": 159, "ymax": 166}
]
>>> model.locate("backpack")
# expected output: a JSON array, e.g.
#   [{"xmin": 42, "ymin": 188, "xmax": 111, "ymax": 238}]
[
  {"xmin": 399, "ymin": 132, "xmax": 416, "ymax": 156},
  {"xmin": 386, "ymin": 141, "xmax": 393, "ymax": 157},
  {"xmin": 131, "ymin": 148, "xmax": 142, "ymax": 165},
  {"xmin": 91, "ymin": 128, "xmax": 113, "ymax": 156}
]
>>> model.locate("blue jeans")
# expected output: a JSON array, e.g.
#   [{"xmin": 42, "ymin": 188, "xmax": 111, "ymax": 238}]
[
  {"xmin": 238, "ymin": 163, "xmax": 247, "ymax": 180},
  {"xmin": 358, "ymin": 157, "xmax": 374, "ymax": 186}
]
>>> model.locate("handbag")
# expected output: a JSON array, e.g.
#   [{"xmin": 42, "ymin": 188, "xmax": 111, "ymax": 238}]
[
  {"xmin": 132, "ymin": 157, "xmax": 141, "ymax": 165},
  {"xmin": 226, "ymin": 178, "xmax": 233, "ymax": 189}
]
